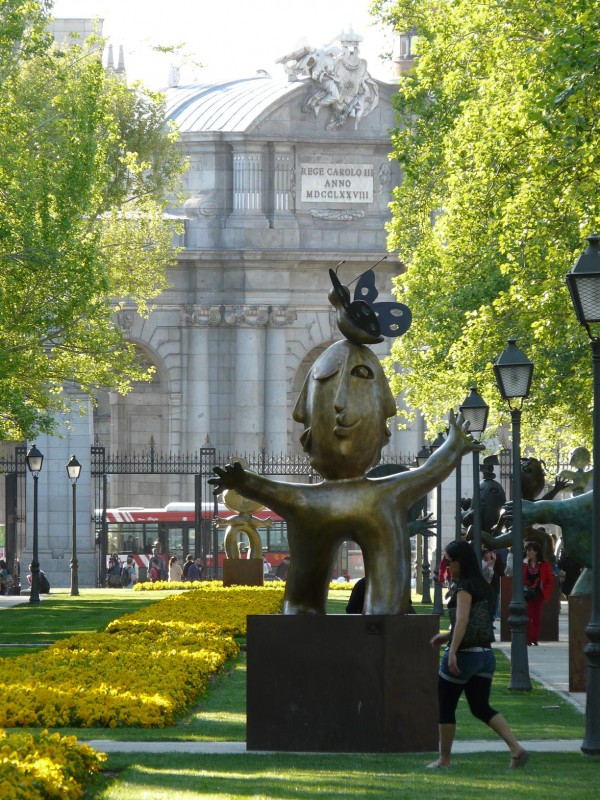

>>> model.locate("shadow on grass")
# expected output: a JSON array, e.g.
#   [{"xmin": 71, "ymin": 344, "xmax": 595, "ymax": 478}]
[{"xmin": 89, "ymin": 751, "xmax": 600, "ymax": 800}]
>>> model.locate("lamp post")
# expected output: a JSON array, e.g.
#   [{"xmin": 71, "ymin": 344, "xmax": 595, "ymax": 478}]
[
  {"xmin": 25, "ymin": 444, "xmax": 44, "ymax": 605},
  {"xmin": 416, "ymin": 444, "xmax": 433, "ymax": 604},
  {"xmin": 431, "ymin": 432, "xmax": 446, "ymax": 615},
  {"xmin": 66, "ymin": 455, "xmax": 82, "ymax": 597},
  {"xmin": 494, "ymin": 338, "xmax": 533, "ymax": 691},
  {"xmin": 566, "ymin": 232, "xmax": 600, "ymax": 754},
  {"xmin": 460, "ymin": 386, "xmax": 490, "ymax": 559}
]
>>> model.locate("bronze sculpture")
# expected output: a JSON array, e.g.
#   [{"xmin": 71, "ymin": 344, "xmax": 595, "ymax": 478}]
[{"xmin": 210, "ymin": 268, "xmax": 481, "ymax": 614}]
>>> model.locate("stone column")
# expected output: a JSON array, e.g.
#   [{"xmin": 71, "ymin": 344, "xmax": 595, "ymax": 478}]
[
  {"xmin": 225, "ymin": 305, "xmax": 269, "ymax": 453},
  {"xmin": 272, "ymin": 144, "xmax": 298, "ymax": 224},
  {"xmin": 265, "ymin": 307, "xmax": 297, "ymax": 452},
  {"xmin": 228, "ymin": 143, "xmax": 269, "ymax": 227},
  {"xmin": 23, "ymin": 397, "xmax": 95, "ymax": 589},
  {"xmin": 183, "ymin": 305, "xmax": 221, "ymax": 452}
]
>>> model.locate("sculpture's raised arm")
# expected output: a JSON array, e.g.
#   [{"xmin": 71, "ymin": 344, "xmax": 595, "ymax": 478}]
[
  {"xmin": 209, "ymin": 462, "xmax": 309, "ymax": 518},
  {"xmin": 393, "ymin": 410, "xmax": 483, "ymax": 510}
]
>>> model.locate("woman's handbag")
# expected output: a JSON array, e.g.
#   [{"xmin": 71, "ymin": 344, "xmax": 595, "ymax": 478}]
[
  {"xmin": 523, "ymin": 584, "xmax": 538, "ymax": 601},
  {"xmin": 448, "ymin": 599, "xmax": 494, "ymax": 648}
]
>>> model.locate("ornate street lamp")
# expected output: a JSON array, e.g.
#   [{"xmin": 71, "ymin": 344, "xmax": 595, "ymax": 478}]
[
  {"xmin": 430, "ymin": 432, "xmax": 447, "ymax": 615},
  {"xmin": 416, "ymin": 445, "xmax": 433, "ymax": 603},
  {"xmin": 460, "ymin": 386, "xmax": 490, "ymax": 559},
  {"xmin": 494, "ymin": 339, "xmax": 533, "ymax": 691},
  {"xmin": 25, "ymin": 444, "xmax": 44, "ymax": 605},
  {"xmin": 66, "ymin": 455, "xmax": 82, "ymax": 597},
  {"xmin": 566, "ymin": 232, "xmax": 600, "ymax": 754}
]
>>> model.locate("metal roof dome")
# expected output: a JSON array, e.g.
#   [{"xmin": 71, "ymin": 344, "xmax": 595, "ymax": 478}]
[{"xmin": 164, "ymin": 76, "xmax": 301, "ymax": 133}]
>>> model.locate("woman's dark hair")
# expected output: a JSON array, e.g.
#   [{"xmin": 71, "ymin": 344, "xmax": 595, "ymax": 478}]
[
  {"xmin": 445, "ymin": 539, "xmax": 494, "ymax": 603},
  {"xmin": 526, "ymin": 540, "xmax": 544, "ymax": 561},
  {"xmin": 169, "ymin": 555, "xmax": 177, "ymax": 566}
]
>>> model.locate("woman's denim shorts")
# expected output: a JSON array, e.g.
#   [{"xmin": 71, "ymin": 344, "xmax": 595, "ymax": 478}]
[{"xmin": 439, "ymin": 647, "xmax": 496, "ymax": 685}]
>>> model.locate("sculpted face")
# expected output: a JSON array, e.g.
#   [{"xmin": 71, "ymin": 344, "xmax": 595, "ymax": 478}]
[
  {"xmin": 479, "ymin": 478, "xmax": 506, "ymax": 532},
  {"xmin": 293, "ymin": 340, "xmax": 396, "ymax": 479}
]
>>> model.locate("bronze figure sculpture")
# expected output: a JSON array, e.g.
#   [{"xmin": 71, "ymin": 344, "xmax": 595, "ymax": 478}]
[{"xmin": 210, "ymin": 267, "xmax": 481, "ymax": 614}]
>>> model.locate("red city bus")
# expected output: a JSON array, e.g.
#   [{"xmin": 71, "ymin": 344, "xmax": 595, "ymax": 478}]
[
  {"xmin": 97, "ymin": 501, "xmax": 366, "ymax": 582},
  {"xmin": 98, "ymin": 502, "xmax": 290, "ymax": 579}
]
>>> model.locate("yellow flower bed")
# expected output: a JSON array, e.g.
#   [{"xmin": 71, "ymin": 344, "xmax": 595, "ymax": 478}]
[
  {"xmin": 0, "ymin": 585, "xmax": 283, "ymax": 729},
  {"xmin": 0, "ymin": 729, "xmax": 105, "ymax": 800},
  {"xmin": 126, "ymin": 584, "xmax": 285, "ymax": 636},
  {"xmin": 328, "ymin": 581, "xmax": 355, "ymax": 591}
]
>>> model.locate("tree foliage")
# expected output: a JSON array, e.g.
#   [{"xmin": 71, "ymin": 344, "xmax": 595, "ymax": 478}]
[
  {"xmin": 0, "ymin": 1, "xmax": 186, "ymax": 440},
  {"xmin": 371, "ymin": 0, "xmax": 600, "ymax": 463}
]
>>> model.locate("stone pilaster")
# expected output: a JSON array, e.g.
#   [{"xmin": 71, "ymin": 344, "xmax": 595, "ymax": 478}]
[
  {"xmin": 265, "ymin": 306, "xmax": 297, "ymax": 452},
  {"xmin": 223, "ymin": 306, "xmax": 269, "ymax": 452},
  {"xmin": 183, "ymin": 305, "xmax": 222, "ymax": 452}
]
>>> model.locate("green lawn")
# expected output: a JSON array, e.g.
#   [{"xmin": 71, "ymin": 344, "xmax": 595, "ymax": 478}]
[
  {"xmin": 1, "ymin": 587, "xmax": 595, "ymax": 799},
  {"xmin": 85, "ymin": 752, "xmax": 600, "ymax": 800}
]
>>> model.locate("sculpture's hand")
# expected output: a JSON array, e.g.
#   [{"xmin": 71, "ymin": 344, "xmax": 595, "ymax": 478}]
[
  {"xmin": 548, "ymin": 476, "xmax": 572, "ymax": 496},
  {"xmin": 209, "ymin": 462, "xmax": 245, "ymax": 495},
  {"xmin": 446, "ymin": 410, "xmax": 484, "ymax": 453},
  {"xmin": 409, "ymin": 512, "xmax": 436, "ymax": 536},
  {"xmin": 500, "ymin": 498, "xmax": 537, "ymax": 529}
]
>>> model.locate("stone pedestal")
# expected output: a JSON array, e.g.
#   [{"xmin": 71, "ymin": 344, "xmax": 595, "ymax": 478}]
[
  {"xmin": 569, "ymin": 594, "xmax": 591, "ymax": 692},
  {"xmin": 246, "ymin": 614, "xmax": 439, "ymax": 753},
  {"xmin": 500, "ymin": 576, "xmax": 560, "ymax": 642},
  {"xmin": 222, "ymin": 559, "xmax": 263, "ymax": 587}
]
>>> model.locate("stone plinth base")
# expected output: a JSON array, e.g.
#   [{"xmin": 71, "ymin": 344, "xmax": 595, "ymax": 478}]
[
  {"xmin": 246, "ymin": 614, "xmax": 439, "ymax": 753},
  {"xmin": 500, "ymin": 576, "xmax": 560, "ymax": 642},
  {"xmin": 569, "ymin": 594, "xmax": 591, "ymax": 692},
  {"xmin": 222, "ymin": 559, "xmax": 263, "ymax": 587}
]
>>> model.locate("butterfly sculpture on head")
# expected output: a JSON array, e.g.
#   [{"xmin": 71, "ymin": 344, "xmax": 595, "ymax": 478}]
[{"xmin": 328, "ymin": 259, "xmax": 412, "ymax": 345}]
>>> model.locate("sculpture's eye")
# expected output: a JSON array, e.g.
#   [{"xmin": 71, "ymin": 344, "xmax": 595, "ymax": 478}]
[{"xmin": 351, "ymin": 364, "xmax": 374, "ymax": 380}]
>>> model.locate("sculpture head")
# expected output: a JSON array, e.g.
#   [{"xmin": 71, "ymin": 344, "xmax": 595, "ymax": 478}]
[
  {"xmin": 293, "ymin": 339, "xmax": 396, "ymax": 479},
  {"xmin": 570, "ymin": 446, "xmax": 591, "ymax": 470},
  {"xmin": 479, "ymin": 477, "xmax": 506, "ymax": 533},
  {"xmin": 521, "ymin": 456, "xmax": 546, "ymax": 501}
]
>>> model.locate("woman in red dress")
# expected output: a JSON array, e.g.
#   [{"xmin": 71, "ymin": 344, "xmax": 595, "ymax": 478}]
[{"xmin": 522, "ymin": 541, "xmax": 553, "ymax": 645}]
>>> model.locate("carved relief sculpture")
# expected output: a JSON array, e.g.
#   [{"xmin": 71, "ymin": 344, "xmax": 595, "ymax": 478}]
[{"xmin": 277, "ymin": 31, "xmax": 379, "ymax": 131}]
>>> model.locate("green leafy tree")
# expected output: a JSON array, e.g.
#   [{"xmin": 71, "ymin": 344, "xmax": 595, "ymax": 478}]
[
  {"xmin": 372, "ymin": 0, "xmax": 600, "ymax": 463},
  {"xmin": 0, "ymin": 1, "xmax": 186, "ymax": 440}
]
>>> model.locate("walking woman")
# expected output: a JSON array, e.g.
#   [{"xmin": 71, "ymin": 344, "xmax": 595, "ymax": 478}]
[
  {"xmin": 428, "ymin": 539, "xmax": 528, "ymax": 769},
  {"xmin": 523, "ymin": 540, "xmax": 553, "ymax": 646}
]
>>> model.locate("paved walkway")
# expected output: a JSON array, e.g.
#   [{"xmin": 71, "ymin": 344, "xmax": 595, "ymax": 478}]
[{"xmin": 1, "ymin": 595, "xmax": 587, "ymax": 753}]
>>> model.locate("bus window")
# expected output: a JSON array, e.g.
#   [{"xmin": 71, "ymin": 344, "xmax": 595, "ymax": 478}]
[{"xmin": 267, "ymin": 520, "xmax": 288, "ymax": 552}]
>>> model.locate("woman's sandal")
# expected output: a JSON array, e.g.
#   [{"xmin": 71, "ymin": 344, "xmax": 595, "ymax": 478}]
[{"xmin": 510, "ymin": 749, "xmax": 529, "ymax": 768}]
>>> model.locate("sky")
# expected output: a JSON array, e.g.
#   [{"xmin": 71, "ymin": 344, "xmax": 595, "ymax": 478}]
[{"xmin": 50, "ymin": 0, "xmax": 397, "ymax": 89}]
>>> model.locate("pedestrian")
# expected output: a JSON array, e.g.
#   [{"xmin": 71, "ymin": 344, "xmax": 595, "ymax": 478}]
[
  {"xmin": 0, "ymin": 560, "xmax": 13, "ymax": 595},
  {"xmin": 276, "ymin": 556, "xmax": 290, "ymax": 580},
  {"xmin": 186, "ymin": 557, "xmax": 203, "ymax": 582},
  {"xmin": 27, "ymin": 564, "xmax": 51, "ymax": 594},
  {"xmin": 121, "ymin": 556, "xmax": 136, "ymax": 589},
  {"xmin": 182, "ymin": 554, "xmax": 194, "ymax": 580},
  {"xmin": 169, "ymin": 555, "xmax": 183, "ymax": 582},
  {"xmin": 428, "ymin": 539, "xmax": 528, "ymax": 769},
  {"xmin": 523, "ymin": 540, "xmax": 553, "ymax": 646}
]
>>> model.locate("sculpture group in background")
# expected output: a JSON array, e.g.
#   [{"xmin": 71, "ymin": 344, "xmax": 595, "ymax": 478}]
[
  {"xmin": 558, "ymin": 446, "xmax": 593, "ymax": 496},
  {"xmin": 276, "ymin": 31, "xmax": 379, "ymax": 131},
  {"xmin": 479, "ymin": 449, "xmax": 592, "ymax": 595},
  {"xmin": 211, "ymin": 267, "xmax": 482, "ymax": 615}
]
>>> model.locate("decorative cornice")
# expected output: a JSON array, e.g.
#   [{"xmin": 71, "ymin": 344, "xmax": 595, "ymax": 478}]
[
  {"xmin": 223, "ymin": 305, "xmax": 271, "ymax": 327},
  {"xmin": 269, "ymin": 306, "xmax": 297, "ymax": 327},
  {"xmin": 116, "ymin": 310, "xmax": 136, "ymax": 333},
  {"xmin": 183, "ymin": 305, "xmax": 222, "ymax": 327},
  {"xmin": 183, "ymin": 304, "xmax": 297, "ymax": 328},
  {"xmin": 310, "ymin": 208, "xmax": 365, "ymax": 221}
]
